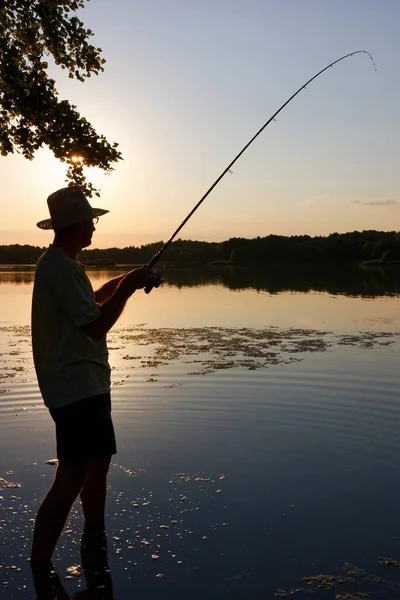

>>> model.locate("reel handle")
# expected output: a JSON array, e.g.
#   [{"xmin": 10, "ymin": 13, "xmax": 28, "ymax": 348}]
[{"xmin": 144, "ymin": 269, "xmax": 163, "ymax": 294}]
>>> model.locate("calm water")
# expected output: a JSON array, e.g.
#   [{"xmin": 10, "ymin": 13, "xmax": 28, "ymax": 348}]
[{"xmin": 1, "ymin": 265, "xmax": 400, "ymax": 599}]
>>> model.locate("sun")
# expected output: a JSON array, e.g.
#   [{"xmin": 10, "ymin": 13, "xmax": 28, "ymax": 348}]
[{"xmin": 70, "ymin": 155, "xmax": 83, "ymax": 164}]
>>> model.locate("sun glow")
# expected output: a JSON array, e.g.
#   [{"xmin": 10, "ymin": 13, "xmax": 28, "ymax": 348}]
[{"xmin": 70, "ymin": 155, "xmax": 84, "ymax": 164}]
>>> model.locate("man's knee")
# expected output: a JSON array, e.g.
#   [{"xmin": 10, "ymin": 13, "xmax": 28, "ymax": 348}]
[
  {"xmin": 84, "ymin": 456, "xmax": 112, "ymax": 486},
  {"xmin": 53, "ymin": 462, "xmax": 86, "ymax": 496}
]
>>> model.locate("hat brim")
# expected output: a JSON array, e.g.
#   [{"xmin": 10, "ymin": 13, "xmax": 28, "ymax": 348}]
[{"xmin": 36, "ymin": 208, "xmax": 109, "ymax": 230}]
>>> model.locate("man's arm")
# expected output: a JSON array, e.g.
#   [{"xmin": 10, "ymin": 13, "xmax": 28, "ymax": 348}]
[
  {"xmin": 82, "ymin": 268, "xmax": 150, "ymax": 340},
  {"xmin": 94, "ymin": 274, "xmax": 125, "ymax": 304}
]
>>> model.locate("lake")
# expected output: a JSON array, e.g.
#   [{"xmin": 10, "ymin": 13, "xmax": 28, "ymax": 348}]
[{"xmin": 1, "ymin": 264, "xmax": 400, "ymax": 599}]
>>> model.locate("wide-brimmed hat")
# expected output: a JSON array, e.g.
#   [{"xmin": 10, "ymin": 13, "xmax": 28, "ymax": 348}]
[{"xmin": 36, "ymin": 186, "xmax": 109, "ymax": 230}]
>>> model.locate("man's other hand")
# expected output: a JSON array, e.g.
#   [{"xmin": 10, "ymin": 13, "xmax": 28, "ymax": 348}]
[{"xmin": 119, "ymin": 268, "xmax": 152, "ymax": 297}]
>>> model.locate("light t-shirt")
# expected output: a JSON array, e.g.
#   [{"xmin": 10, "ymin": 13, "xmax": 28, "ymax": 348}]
[{"xmin": 31, "ymin": 245, "xmax": 111, "ymax": 409}]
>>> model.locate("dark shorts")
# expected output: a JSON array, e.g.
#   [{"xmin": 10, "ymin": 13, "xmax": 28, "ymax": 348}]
[{"xmin": 49, "ymin": 393, "xmax": 117, "ymax": 462}]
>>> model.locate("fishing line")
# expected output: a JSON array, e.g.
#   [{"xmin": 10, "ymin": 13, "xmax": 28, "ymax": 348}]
[{"xmin": 145, "ymin": 50, "xmax": 376, "ymax": 291}]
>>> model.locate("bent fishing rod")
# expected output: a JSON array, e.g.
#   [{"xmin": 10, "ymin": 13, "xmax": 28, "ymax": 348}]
[{"xmin": 144, "ymin": 50, "xmax": 376, "ymax": 292}]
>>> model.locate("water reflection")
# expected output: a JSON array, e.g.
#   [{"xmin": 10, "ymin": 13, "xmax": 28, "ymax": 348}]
[
  {"xmin": 0, "ymin": 266, "xmax": 35, "ymax": 285},
  {"xmin": 1, "ymin": 264, "xmax": 399, "ymax": 297},
  {"xmin": 165, "ymin": 264, "xmax": 400, "ymax": 297},
  {"xmin": 31, "ymin": 531, "xmax": 114, "ymax": 599},
  {"xmin": 31, "ymin": 563, "xmax": 70, "ymax": 599}
]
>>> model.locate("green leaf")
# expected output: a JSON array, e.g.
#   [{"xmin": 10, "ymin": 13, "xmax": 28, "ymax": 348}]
[{"xmin": 0, "ymin": 0, "xmax": 122, "ymax": 194}]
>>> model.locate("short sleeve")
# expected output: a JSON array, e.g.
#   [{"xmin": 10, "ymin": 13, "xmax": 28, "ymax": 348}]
[{"xmin": 49, "ymin": 262, "xmax": 100, "ymax": 328}]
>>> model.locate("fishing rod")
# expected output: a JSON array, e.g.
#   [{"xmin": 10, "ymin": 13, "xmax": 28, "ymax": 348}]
[{"xmin": 144, "ymin": 50, "xmax": 376, "ymax": 292}]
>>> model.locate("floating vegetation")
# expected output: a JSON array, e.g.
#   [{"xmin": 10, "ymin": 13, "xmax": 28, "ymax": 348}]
[
  {"xmin": 337, "ymin": 332, "xmax": 396, "ymax": 348},
  {"xmin": 0, "ymin": 324, "xmax": 399, "ymax": 386},
  {"xmin": 275, "ymin": 588, "xmax": 304, "ymax": 598},
  {"xmin": 113, "ymin": 325, "xmax": 400, "ymax": 378},
  {"xmin": 274, "ymin": 560, "xmax": 400, "ymax": 598},
  {"xmin": 65, "ymin": 564, "xmax": 82, "ymax": 579},
  {"xmin": 3, "ymin": 461, "xmax": 400, "ymax": 599},
  {"xmin": 163, "ymin": 381, "xmax": 184, "ymax": 389},
  {"xmin": 131, "ymin": 499, "xmax": 152, "ymax": 508},
  {"xmin": 302, "ymin": 574, "xmax": 338, "ymax": 589},
  {"xmin": 0, "ymin": 477, "xmax": 21, "ymax": 489},
  {"xmin": 335, "ymin": 595, "xmax": 370, "ymax": 600},
  {"xmin": 378, "ymin": 556, "xmax": 400, "ymax": 568},
  {"xmin": 111, "ymin": 463, "xmax": 141, "ymax": 477},
  {"xmin": 103, "ymin": 466, "xmax": 229, "ymax": 570}
]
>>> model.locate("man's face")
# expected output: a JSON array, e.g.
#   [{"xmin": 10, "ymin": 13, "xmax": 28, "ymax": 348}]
[{"xmin": 74, "ymin": 218, "xmax": 96, "ymax": 249}]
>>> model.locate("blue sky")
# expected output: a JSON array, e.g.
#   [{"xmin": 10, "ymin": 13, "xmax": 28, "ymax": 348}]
[{"xmin": 2, "ymin": 0, "xmax": 399, "ymax": 247}]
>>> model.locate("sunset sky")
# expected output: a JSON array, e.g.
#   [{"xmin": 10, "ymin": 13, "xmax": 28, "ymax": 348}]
[{"xmin": 2, "ymin": 0, "xmax": 399, "ymax": 248}]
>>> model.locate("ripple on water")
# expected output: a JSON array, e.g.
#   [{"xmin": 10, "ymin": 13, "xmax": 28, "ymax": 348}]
[{"xmin": 0, "ymin": 328, "xmax": 400, "ymax": 494}]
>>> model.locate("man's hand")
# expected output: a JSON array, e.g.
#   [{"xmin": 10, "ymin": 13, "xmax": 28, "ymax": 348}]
[
  {"xmin": 94, "ymin": 274, "xmax": 125, "ymax": 304},
  {"xmin": 83, "ymin": 268, "xmax": 155, "ymax": 340},
  {"xmin": 119, "ymin": 268, "xmax": 152, "ymax": 297}
]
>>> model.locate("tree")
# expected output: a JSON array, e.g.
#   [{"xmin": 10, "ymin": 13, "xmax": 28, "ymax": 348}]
[{"xmin": 0, "ymin": 0, "xmax": 122, "ymax": 196}]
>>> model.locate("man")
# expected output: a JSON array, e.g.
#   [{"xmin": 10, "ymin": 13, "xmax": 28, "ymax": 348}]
[{"xmin": 30, "ymin": 186, "xmax": 155, "ymax": 595}]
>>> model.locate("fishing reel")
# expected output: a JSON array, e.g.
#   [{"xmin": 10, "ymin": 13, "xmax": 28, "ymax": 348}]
[{"xmin": 144, "ymin": 268, "xmax": 163, "ymax": 294}]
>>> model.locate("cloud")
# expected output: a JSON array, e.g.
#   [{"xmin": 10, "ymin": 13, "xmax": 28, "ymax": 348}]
[
  {"xmin": 297, "ymin": 194, "xmax": 329, "ymax": 208},
  {"xmin": 352, "ymin": 199, "xmax": 399, "ymax": 207}
]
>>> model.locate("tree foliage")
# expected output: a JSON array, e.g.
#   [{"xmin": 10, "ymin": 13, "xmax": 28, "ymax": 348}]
[
  {"xmin": 1, "ymin": 230, "xmax": 400, "ymax": 266},
  {"xmin": 0, "ymin": 0, "xmax": 122, "ymax": 196}
]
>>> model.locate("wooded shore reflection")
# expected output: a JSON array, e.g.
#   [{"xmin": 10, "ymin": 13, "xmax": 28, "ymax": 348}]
[
  {"xmin": 166, "ymin": 264, "xmax": 400, "ymax": 297},
  {"xmin": 0, "ymin": 264, "xmax": 399, "ymax": 297}
]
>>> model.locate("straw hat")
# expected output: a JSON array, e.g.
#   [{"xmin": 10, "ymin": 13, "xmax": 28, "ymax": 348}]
[{"xmin": 36, "ymin": 187, "xmax": 109, "ymax": 230}]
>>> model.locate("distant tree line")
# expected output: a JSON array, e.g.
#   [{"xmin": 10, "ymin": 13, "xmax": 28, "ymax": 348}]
[{"xmin": 1, "ymin": 230, "xmax": 400, "ymax": 265}]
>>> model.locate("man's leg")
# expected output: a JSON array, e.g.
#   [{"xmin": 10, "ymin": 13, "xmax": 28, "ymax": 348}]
[
  {"xmin": 80, "ymin": 456, "xmax": 112, "ymax": 528},
  {"xmin": 80, "ymin": 457, "xmax": 112, "ymax": 592},
  {"xmin": 30, "ymin": 461, "xmax": 86, "ymax": 566}
]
